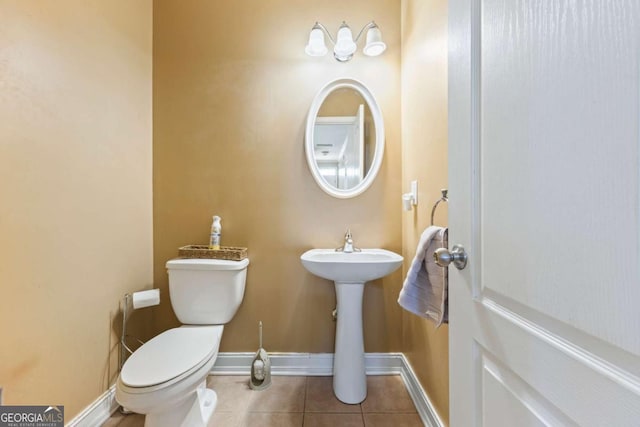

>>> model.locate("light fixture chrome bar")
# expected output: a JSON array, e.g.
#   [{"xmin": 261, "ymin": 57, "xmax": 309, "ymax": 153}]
[{"xmin": 353, "ymin": 21, "xmax": 378, "ymax": 43}]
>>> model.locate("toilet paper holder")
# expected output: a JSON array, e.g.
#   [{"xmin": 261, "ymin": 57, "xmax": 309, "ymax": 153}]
[{"xmin": 119, "ymin": 290, "xmax": 161, "ymax": 372}]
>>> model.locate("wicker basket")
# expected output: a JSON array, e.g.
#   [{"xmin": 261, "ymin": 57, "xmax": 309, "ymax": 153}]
[{"xmin": 178, "ymin": 245, "xmax": 248, "ymax": 261}]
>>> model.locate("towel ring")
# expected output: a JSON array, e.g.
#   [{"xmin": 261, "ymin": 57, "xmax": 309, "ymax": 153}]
[{"xmin": 430, "ymin": 189, "xmax": 448, "ymax": 225}]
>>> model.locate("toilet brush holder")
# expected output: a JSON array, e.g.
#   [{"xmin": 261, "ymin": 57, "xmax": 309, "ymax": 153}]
[{"xmin": 249, "ymin": 321, "xmax": 271, "ymax": 391}]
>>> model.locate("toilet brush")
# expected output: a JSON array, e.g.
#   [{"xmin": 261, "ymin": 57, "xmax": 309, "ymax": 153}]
[{"xmin": 249, "ymin": 321, "xmax": 271, "ymax": 390}]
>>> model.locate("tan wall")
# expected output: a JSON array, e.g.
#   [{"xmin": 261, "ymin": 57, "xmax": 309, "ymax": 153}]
[
  {"xmin": 401, "ymin": 0, "xmax": 450, "ymax": 424},
  {"xmin": 318, "ymin": 88, "xmax": 366, "ymax": 116},
  {"xmin": 0, "ymin": 1, "xmax": 153, "ymax": 421},
  {"xmin": 153, "ymin": 0, "xmax": 402, "ymax": 353}
]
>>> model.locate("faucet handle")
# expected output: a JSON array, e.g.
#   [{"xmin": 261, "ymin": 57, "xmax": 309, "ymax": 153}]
[
  {"xmin": 336, "ymin": 229, "xmax": 355, "ymax": 252},
  {"xmin": 343, "ymin": 229, "xmax": 361, "ymax": 252}
]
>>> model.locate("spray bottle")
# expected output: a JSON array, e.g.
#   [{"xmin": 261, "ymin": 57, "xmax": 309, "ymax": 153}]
[{"xmin": 209, "ymin": 216, "xmax": 222, "ymax": 250}]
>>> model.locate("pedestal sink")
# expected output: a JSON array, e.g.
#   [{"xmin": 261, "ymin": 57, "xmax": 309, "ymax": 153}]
[{"xmin": 300, "ymin": 248, "xmax": 403, "ymax": 404}]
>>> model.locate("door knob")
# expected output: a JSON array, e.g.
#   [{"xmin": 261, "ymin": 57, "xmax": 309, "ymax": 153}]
[{"xmin": 434, "ymin": 245, "xmax": 468, "ymax": 270}]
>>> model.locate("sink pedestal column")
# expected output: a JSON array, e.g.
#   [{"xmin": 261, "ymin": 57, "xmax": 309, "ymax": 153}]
[{"xmin": 333, "ymin": 281, "xmax": 366, "ymax": 404}]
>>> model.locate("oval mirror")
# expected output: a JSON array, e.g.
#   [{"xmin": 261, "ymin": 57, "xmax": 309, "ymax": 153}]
[{"xmin": 305, "ymin": 78, "xmax": 385, "ymax": 198}]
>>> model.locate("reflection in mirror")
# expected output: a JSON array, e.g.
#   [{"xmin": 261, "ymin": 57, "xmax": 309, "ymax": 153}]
[
  {"xmin": 314, "ymin": 88, "xmax": 376, "ymax": 190},
  {"xmin": 314, "ymin": 111, "xmax": 364, "ymax": 189},
  {"xmin": 305, "ymin": 79, "xmax": 384, "ymax": 199}
]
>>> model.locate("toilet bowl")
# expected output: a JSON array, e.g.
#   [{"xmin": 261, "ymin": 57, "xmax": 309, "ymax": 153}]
[{"xmin": 116, "ymin": 258, "xmax": 249, "ymax": 427}]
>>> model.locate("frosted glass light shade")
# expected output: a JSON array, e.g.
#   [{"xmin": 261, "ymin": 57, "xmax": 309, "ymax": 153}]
[
  {"xmin": 362, "ymin": 26, "xmax": 386, "ymax": 56},
  {"xmin": 333, "ymin": 24, "xmax": 357, "ymax": 62},
  {"xmin": 306, "ymin": 27, "xmax": 328, "ymax": 56}
]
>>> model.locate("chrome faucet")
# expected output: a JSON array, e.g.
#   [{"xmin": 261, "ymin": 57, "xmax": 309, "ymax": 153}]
[{"xmin": 336, "ymin": 228, "xmax": 361, "ymax": 253}]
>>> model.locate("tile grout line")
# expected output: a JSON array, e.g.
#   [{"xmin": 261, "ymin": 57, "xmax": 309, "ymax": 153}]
[
  {"xmin": 301, "ymin": 376, "xmax": 308, "ymax": 426},
  {"xmin": 360, "ymin": 382, "xmax": 365, "ymax": 427}
]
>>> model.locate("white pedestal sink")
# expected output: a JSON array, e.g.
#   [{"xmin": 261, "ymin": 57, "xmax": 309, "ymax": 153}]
[{"xmin": 300, "ymin": 248, "xmax": 403, "ymax": 404}]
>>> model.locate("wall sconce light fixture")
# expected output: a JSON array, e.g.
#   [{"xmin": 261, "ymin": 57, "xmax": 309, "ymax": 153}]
[{"xmin": 305, "ymin": 21, "xmax": 386, "ymax": 62}]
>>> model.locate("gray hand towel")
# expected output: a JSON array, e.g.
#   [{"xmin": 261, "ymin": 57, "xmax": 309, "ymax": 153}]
[{"xmin": 397, "ymin": 226, "xmax": 448, "ymax": 327}]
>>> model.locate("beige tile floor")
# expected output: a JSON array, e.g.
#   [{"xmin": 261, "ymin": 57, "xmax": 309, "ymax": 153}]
[{"xmin": 103, "ymin": 375, "xmax": 424, "ymax": 427}]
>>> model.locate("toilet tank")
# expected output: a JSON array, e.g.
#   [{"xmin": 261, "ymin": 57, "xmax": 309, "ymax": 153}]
[{"xmin": 166, "ymin": 258, "xmax": 249, "ymax": 325}]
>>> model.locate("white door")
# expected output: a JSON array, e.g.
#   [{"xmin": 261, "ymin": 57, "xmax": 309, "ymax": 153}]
[
  {"xmin": 344, "ymin": 104, "xmax": 366, "ymax": 189},
  {"xmin": 355, "ymin": 103, "xmax": 365, "ymax": 181},
  {"xmin": 449, "ymin": 1, "xmax": 640, "ymax": 426}
]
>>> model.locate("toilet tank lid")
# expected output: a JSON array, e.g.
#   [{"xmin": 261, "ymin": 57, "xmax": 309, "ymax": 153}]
[{"xmin": 166, "ymin": 258, "xmax": 249, "ymax": 271}]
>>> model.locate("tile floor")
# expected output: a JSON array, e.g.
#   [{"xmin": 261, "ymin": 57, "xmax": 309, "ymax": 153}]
[{"xmin": 103, "ymin": 375, "xmax": 424, "ymax": 427}]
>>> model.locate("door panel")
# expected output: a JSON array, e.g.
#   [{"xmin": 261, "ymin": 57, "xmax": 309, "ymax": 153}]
[
  {"xmin": 475, "ymin": 301, "xmax": 640, "ymax": 425},
  {"xmin": 449, "ymin": 0, "xmax": 640, "ymax": 425},
  {"xmin": 480, "ymin": 0, "xmax": 640, "ymax": 354},
  {"xmin": 481, "ymin": 347, "xmax": 576, "ymax": 427}
]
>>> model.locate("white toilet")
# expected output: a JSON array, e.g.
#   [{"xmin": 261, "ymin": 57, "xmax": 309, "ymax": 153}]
[{"xmin": 116, "ymin": 257, "xmax": 249, "ymax": 427}]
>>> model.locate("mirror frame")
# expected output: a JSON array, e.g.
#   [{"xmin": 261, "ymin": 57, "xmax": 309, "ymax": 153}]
[{"xmin": 305, "ymin": 78, "xmax": 385, "ymax": 199}]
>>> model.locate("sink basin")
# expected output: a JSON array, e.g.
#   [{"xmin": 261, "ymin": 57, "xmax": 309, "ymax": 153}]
[
  {"xmin": 300, "ymin": 248, "xmax": 403, "ymax": 283},
  {"xmin": 300, "ymin": 247, "xmax": 403, "ymax": 404}
]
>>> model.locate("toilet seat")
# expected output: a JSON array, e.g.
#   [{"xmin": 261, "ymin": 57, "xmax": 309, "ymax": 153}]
[{"xmin": 121, "ymin": 325, "xmax": 223, "ymax": 390}]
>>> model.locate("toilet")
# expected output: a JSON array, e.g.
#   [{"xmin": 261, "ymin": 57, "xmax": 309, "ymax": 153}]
[{"xmin": 116, "ymin": 257, "xmax": 249, "ymax": 427}]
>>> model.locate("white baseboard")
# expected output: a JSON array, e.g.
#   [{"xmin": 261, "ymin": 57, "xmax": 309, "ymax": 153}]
[
  {"xmin": 66, "ymin": 385, "xmax": 117, "ymax": 427},
  {"xmin": 396, "ymin": 355, "xmax": 446, "ymax": 427},
  {"xmin": 212, "ymin": 352, "xmax": 409, "ymax": 376},
  {"xmin": 212, "ymin": 352, "xmax": 336, "ymax": 376},
  {"xmin": 68, "ymin": 353, "xmax": 444, "ymax": 427}
]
